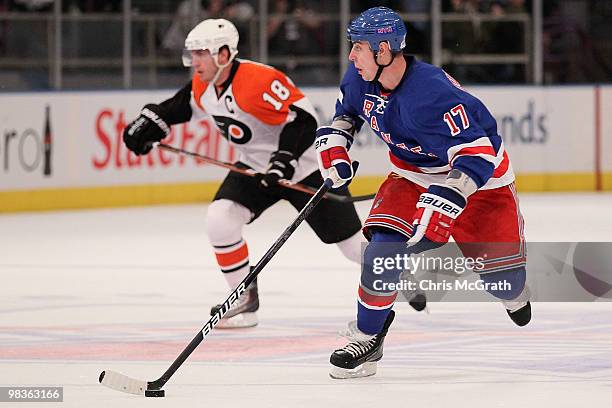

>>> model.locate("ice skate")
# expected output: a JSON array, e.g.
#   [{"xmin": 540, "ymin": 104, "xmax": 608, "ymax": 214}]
[
  {"xmin": 329, "ymin": 310, "xmax": 395, "ymax": 379},
  {"xmin": 398, "ymin": 269, "xmax": 427, "ymax": 312},
  {"xmin": 505, "ymin": 301, "xmax": 531, "ymax": 326},
  {"xmin": 408, "ymin": 292, "xmax": 427, "ymax": 312},
  {"xmin": 502, "ymin": 286, "xmax": 531, "ymax": 327},
  {"xmin": 399, "ymin": 287, "xmax": 427, "ymax": 312},
  {"xmin": 210, "ymin": 279, "xmax": 259, "ymax": 329}
]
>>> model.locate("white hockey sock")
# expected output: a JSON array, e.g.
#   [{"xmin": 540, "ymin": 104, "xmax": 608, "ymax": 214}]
[
  {"xmin": 223, "ymin": 264, "xmax": 251, "ymax": 289},
  {"xmin": 212, "ymin": 239, "xmax": 250, "ymax": 288},
  {"xmin": 206, "ymin": 199, "xmax": 252, "ymax": 289},
  {"xmin": 502, "ymin": 285, "xmax": 531, "ymax": 312},
  {"xmin": 336, "ymin": 232, "xmax": 365, "ymax": 264}
]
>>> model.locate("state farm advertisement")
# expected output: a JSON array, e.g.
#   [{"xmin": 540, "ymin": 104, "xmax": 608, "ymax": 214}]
[
  {"xmin": 600, "ymin": 86, "xmax": 612, "ymax": 175},
  {"xmin": 304, "ymin": 85, "xmax": 601, "ymax": 177},
  {"xmin": 472, "ymin": 86, "xmax": 597, "ymax": 174},
  {"xmin": 0, "ymin": 86, "xmax": 607, "ymax": 192},
  {"xmin": 0, "ymin": 91, "xmax": 234, "ymax": 191}
]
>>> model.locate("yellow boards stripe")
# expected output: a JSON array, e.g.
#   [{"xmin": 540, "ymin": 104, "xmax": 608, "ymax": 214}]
[
  {"xmin": 1, "ymin": 173, "xmax": 610, "ymax": 213},
  {"xmin": 0, "ymin": 182, "xmax": 221, "ymax": 213}
]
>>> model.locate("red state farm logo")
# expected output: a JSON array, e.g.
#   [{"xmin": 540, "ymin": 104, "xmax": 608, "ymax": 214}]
[{"xmin": 92, "ymin": 108, "xmax": 235, "ymax": 170}]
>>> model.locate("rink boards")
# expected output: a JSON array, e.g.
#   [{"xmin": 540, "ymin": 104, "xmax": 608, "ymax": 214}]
[{"xmin": 0, "ymin": 85, "xmax": 611, "ymax": 212}]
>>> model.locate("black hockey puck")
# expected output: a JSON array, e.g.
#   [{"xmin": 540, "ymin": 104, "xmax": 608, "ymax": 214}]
[
  {"xmin": 145, "ymin": 389, "xmax": 165, "ymax": 398},
  {"xmin": 98, "ymin": 371, "xmax": 105, "ymax": 383}
]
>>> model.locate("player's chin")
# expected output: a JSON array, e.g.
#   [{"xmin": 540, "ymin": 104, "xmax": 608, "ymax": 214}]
[
  {"xmin": 197, "ymin": 72, "xmax": 210, "ymax": 82},
  {"xmin": 358, "ymin": 70, "xmax": 372, "ymax": 81}
]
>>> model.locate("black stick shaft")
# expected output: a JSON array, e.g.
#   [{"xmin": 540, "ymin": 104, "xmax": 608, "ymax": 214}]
[
  {"xmin": 148, "ymin": 178, "xmax": 334, "ymax": 390},
  {"xmin": 154, "ymin": 143, "xmax": 374, "ymax": 203}
]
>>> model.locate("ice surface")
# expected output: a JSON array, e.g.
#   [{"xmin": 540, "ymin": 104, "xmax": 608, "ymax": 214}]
[{"xmin": 1, "ymin": 193, "xmax": 611, "ymax": 407}]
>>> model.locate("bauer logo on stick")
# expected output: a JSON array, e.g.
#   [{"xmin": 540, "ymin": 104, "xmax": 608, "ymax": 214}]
[{"xmin": 202, "ymin": 282, "xmax": 247, "ymax": 336}]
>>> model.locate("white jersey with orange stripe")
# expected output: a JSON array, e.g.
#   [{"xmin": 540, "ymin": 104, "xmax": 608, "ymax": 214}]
[{"xmin": 190, "ymin": 59, "xmax": 319, "ymax": 182}]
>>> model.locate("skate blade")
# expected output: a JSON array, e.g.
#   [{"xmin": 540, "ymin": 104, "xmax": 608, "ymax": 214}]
[
  {"xmin": 329, "ymin": 362, "xmax": 377, "ymax": 379},
  {"xmin": 216, "ymin": 312, "xmax": 258, "ymax": 329}
]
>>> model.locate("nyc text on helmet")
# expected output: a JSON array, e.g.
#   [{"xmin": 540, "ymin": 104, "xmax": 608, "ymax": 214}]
[
  {"xmin": 347, "ymin": 7, "xmax": 406, "ymax": 54},
  {"xmin": 183, "ymin": 18, "xmax": 239, "ymax": 68}
]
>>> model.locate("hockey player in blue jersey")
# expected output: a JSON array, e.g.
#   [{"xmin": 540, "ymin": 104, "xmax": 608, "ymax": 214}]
[{"xmin": 315, "ymin": 7, "xmax": 531, "ymax": 379}]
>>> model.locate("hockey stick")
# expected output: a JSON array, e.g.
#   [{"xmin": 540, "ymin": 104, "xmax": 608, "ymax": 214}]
[
  {"xmin": 99, "ymin": 178, "xmax": 334, "ymax": 397},
  {"xmin": 154, "ymin": 142, "xmax": 375, "ymax": 203}
]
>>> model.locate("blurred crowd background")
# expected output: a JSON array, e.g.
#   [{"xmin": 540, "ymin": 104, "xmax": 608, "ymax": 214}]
[{"xmin": 0, "ymin": 0, "xmax": 610, "ymax": 90}]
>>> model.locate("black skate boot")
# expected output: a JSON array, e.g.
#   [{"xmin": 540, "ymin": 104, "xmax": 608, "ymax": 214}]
[
  {"xmin": 408, "ymin": 292, "xmax": 427, "ymax": 312},
  {"xmin": 329, "ymin": 310, "xmax": 395, "ymax": 379},
  {"xmin": 503, "ymin": 286, "xmax": 531, "ymax": 327},
  {"xmin": 398, "ymin": 269, "xmax": 427, "ymax": 312},
  {"xmin": 506, "ymin": 301, "xmax": 531, "ymax": 327},
  {"xmin": 210, "ymin": 278, "xmax": 259, "ymax": 329}
]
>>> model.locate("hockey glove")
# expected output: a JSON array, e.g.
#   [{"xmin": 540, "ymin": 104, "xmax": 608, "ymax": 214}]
[
  {"xmin": 407, "ymin": 184, "xmax": 467, "ymax": 254},
  {"xmin": 123, "ymin": 104, "xmax": 171, "ymax": 155},
  {"xmin": 258, "ymin": 150, "xmax": 297, "ymax": 190},
  {"xmin": 315, "ymin": 126, "xmax": 359, "ymax": 189}
]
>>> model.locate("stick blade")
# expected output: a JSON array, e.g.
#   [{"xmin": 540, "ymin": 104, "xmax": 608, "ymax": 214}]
[{"xmin": 99, "ymin": 370, "xmax": 148, "ymax": 396}]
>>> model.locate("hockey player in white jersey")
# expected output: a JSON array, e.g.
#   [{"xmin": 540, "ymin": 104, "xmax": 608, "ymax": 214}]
[{"xmin": 122, "ymin": 19, "xmax": 426, "ymax": 328}]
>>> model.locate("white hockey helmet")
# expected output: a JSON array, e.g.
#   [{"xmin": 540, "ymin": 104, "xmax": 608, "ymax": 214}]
[{"xmin": 182, "ymin": 18, "xmax": 239, "ymax": 67}]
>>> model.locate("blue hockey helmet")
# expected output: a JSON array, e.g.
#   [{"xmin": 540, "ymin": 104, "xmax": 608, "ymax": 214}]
[{"xmin": 347, "ymin": 7, "xmax": 407, "ymax": 53}]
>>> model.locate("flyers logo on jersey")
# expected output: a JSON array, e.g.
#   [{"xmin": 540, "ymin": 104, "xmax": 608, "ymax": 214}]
[{"xmin": 212, "ymin": 115, "xmax": 253, "ymax": 144}]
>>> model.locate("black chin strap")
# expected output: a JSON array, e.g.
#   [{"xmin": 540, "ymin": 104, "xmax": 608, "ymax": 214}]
[{"xmin": 371, "ymin": 51, "xmax": 393, "ymax": 83}]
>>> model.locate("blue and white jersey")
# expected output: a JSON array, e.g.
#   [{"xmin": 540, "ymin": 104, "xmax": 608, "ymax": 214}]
[{"xmin": 335, "ymin": 57, "xmax": 514, "ymax": 189}]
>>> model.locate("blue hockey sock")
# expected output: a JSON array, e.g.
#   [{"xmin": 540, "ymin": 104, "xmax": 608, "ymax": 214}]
[
  {"xmin": 479, "ymin": 266, "xmax": 526, "ymax": 300},
  {"xmin": 357, "ymin": 229, "xmax": 407, "ymax": 335}
]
